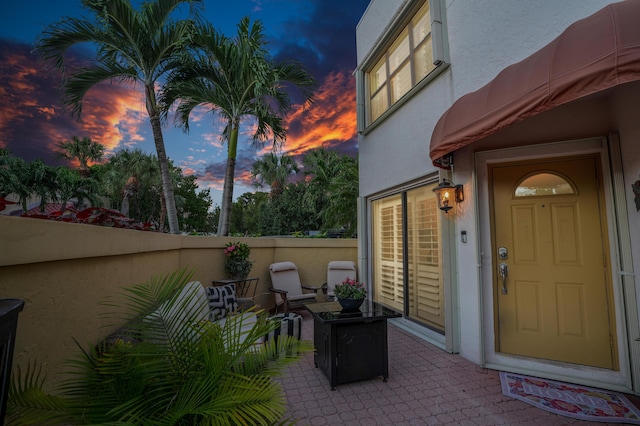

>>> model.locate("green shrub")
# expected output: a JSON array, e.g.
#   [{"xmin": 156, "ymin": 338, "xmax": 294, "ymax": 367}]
[{"xmin": 8, "ymin": 268, "xmax": 312, "ymax": 425}]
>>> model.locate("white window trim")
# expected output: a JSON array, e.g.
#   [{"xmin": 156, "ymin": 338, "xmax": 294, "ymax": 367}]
[
  {"xmin": 356, "ymin": 0, "xmax": 450, "ymax": 134},
  {"xmin": 365, "ymin": 174, "xmax": 458, "ymax": 353}
]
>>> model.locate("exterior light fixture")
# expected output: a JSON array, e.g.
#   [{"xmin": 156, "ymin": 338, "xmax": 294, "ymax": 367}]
[{"xmin": 433, "ymin": 179, "xmax": 464, "ymax": 213}]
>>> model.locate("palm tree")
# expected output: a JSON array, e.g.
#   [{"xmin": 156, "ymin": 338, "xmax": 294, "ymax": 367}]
[
  {"xmin": 251, "ymin": 152, "xmax": 299, "ymax": 198},
  {"xmin": 302, "ymin": 148, "xmax": 343, "ymax": 187},
  {"xmin": 34, "ymin": 0, "xmax": 204, "ymax": 234},
  {"xmin": 8, "ymin": 268, "xmax": 312, "ymax": 425},
  {"xmin": 55, "ymin": 136, "xmax": 105, "ymax": 177},
  {"xmin": 303, "ymin": 148, "xmax": 359, "ymax": 236},
  {"xmin": 100, "ymin": 149, "xmax": 165, "ymax": 226},
  {"xmin": 0, "ymin": 150, "xmax": 30, "ymax": 209},
  {"xmin": 162, "ymin": 17, "xmax": 315, "ymax": 236},
  {"xmin": 323, "ymin": 156, "xmax": 359, "ymax": 237},
  {"xmin": 54, "ymin": 166, "xmax": 101, "ymax": 212},
  {"xmin": 1, "ymin": 150, "xmax": 92, "ymax": 214},
  {"xmin": 25, "ymin": 160, "xmax": 59, "ymax": 213}
]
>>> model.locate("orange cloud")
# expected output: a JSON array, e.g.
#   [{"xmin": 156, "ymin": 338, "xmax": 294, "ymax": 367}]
[
  {"xmin": 194, "ymin": 70, "xmax": 358, "ymax": 192},
  {"xmin": 283, "ymin": 70, "xmax": 357, "ymax": 156},
  {"xmin": 78, "ymin": 82, "xmax": 147, "ymax": 154},
  {"xmin": 0, "ymin": 41, "xmax": 150, "ymax": 165}
]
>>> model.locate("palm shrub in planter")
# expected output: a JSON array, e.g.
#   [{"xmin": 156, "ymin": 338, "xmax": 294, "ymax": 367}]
[
  {"xmin": 7, "ymin": 268, "xmax": 312, "ymax": 425},
  {"xmin": 224, "ymin": 241, "xmax": 253, "ymax": 279}
]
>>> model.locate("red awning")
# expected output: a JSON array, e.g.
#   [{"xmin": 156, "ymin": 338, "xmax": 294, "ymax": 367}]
[{"xmin": 430, "ymin": 0, "xmax": 640, "ymax": 168}]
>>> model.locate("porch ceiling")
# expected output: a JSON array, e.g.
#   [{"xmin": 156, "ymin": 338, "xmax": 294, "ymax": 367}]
[{"xmin": 430, "ymin": 0, "xmax": 640, "ymax": 169}]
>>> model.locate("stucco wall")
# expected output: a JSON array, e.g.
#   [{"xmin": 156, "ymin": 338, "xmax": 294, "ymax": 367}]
[
  {"xmin": 355, "ymin": 0, "xmax": 405, "ymax": 65},
  {"xmin": 0, "ymin": 216, "xmax": 357, "ymax": 387},
  {"xmin": 612, "ymin": 88, "xmax": 640, "ymax": 324},
  {"xmin": 357, "ymin": 0, "xmax": 616, "ymax": 201},
  {"xmin": 357, "ymin": 0, "xmax": 636, "ymax": 370}
]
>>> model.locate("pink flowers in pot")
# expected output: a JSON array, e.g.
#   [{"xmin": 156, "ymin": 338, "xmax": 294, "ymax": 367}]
[
  {"xmin": 223, "ymin": 242, "xmax": 252, "ymax": 278},
  {"xmin": 333, "ymin": 277, "xmax": 366, "ymax": 300}
]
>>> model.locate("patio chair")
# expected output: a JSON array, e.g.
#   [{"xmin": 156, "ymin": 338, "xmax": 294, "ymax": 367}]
[
  {"xmin": 322, "ymin": 261, "xmax": 357, "ymax": 301},
  {"xmin": 211, "ymin": 277, "xmax": 260, "ymax": 310},
  {"xmin": 269, "ymin": 261, "xmax": 319, "ymax": 313}
]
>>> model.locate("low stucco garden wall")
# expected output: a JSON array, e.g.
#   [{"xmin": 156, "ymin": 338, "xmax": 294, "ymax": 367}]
[{"xmin": 0, "ymin": 215, "xmax": 357, "ymax": 388}]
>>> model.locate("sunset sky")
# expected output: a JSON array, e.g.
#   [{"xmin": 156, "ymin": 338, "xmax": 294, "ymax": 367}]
[{"xmin": 0, "ymin": 0, "xmax": 369, "ymax": 207}]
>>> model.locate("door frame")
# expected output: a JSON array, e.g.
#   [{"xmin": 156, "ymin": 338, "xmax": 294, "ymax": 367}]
[
  {"xmin": 364, "ymin": 175, "xmax": 459, "ymax": 354},
  {"xmin": 475, "ymin": 136, "xmax": 637, "ymax": 393}
]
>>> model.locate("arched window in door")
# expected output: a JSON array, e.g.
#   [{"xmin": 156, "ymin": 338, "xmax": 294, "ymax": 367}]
[{"xmin": 514, "ymin": 172, "xmax": 576, "ymax": 197}]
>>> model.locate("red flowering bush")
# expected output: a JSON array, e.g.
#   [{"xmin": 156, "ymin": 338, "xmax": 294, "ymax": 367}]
[{"xmin": 22, "ymin": 207, "xmax": 155, "ymax": 231}]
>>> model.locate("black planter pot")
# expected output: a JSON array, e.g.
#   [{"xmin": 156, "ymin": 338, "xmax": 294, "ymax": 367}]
[{"xmin": 337, "ymin": 297, "xmax": 364, "ymax": 312}]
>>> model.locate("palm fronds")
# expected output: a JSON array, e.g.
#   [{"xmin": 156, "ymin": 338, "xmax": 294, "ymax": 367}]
[{"xmin": 8, "ymin": 267, "xmax": 312, "ymax": 425}]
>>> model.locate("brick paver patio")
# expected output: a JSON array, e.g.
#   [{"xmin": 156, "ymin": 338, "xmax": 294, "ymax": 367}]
[{"xmin": 276, "ymin": 310, "xmax": 636, "ymax": 425}]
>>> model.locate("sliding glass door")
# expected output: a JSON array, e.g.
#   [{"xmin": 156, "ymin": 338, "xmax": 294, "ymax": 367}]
[{"xmin": 371, "ymin": 183, "xmax": 445, "ymax": 334}]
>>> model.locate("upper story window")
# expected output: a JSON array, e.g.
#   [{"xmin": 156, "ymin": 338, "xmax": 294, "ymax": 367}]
[{"xmin": 365, "ymin": 1, "xmax": 445, "ymax": 126}]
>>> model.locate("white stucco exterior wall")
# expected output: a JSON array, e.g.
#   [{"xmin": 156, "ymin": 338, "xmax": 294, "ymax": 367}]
[
  {"xmin": 358, "ymin": 0, "xmax": 615, "ymax": 198},
  {"xmin": 356, "ymin": 0, "xmax": 407, "ymax": 66},
  {"xmin": 612, "ymin": 88, "xmax": 640, "ymax": 329},
  {"xmin": 357, "ymin": 0, "xmax": 623, "ymax": 365}
]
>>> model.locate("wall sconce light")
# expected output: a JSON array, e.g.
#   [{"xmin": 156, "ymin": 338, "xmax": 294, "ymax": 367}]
[{"xmin": 433, "ymin": 179, "xmax": 464, "ymax": 213}]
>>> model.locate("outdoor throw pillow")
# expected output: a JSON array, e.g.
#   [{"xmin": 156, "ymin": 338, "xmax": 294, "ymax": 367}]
[{"xmin": 206, "ymin": 284, "xmax": 238, "ymax": 321}]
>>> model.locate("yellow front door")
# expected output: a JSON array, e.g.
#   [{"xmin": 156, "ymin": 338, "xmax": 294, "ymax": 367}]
[{"xmin": 490, "ymin": 155, "xmax": 617, "ymax": 369}]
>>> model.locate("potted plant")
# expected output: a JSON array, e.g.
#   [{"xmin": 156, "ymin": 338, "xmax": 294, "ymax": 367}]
[
  {"xmin": 333, "ymin": 278, "xmax": 366, "ymax": 311},
  {"xmin": 223, "ymin": 241, "xmax": 253, "ymax": 279}
]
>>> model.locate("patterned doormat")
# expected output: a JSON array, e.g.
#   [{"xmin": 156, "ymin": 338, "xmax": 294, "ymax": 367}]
[{"xmin": 500, "ymin": 371, "xmax": 640, "ymax": 424}]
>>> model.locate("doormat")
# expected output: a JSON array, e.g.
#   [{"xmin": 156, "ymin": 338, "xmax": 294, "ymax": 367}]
[{"xmin": 500, "ymin": 371, "xmax": 640, "ymax": 424}]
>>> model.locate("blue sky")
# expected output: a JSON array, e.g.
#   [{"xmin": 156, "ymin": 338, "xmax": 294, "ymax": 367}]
[{"xmin": 0, "ymin": 0, "xmax": 369, "ymax": 207}]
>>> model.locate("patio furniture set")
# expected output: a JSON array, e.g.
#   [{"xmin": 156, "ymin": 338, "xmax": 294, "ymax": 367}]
[
  {"xmin": 104, "ymin": 260, "xmax": 400, "ymax": 391},
  {"xmin": 268, "ymin": 260, "xmax": 401, "ymax": 390}
]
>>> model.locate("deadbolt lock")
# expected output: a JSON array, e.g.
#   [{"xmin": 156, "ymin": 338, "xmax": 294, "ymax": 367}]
[{"xmin": 498, "ymin": 247, "xmax": 508, "ymax": 260}]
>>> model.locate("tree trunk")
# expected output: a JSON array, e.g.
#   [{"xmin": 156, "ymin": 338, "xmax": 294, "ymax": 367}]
[
  {"xmin": 121, "ymin": 193, "xmax": 129, "ymax": 217},
  {"xmin": 158, "ymin": 191, "xmax": 166, "ymax": 233},
  {"xmin": 217, "ymin": 124, "xmax": 239, "ymax": 236},
  {"xmin": 217, "ymin": 156, "xmax": 236, "ymax": 236},
  {"xmin": 145, "ymin": 84, "xmax": 180, "ymax": 234}
]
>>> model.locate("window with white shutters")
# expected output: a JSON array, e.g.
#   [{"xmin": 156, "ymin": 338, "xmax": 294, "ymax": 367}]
[
  {"xmin": 371, "ymin": 183, "xmax": 444, "ymax": 333},
  {"xmin": 373, "ymin": 195, "xmax": 404, "ymax": 311},
  {"xmin": 407, "ymin": 187, "xmax": 444, "ymax": 332}
]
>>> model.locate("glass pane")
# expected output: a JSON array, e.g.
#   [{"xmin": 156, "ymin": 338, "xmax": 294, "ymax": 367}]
[
  {"xmin": 407, "ymin": 185, "xmax": 444, "ymax": 334},
  {"xmin": 412, "ymin": 2, "xmax": 431, "ymax": 44},
  {"xmin": 414, "ymin": 37, "xmax": 435, "ymax": 82},
  {"xmin": 390, "ymin": 62, "xmax": 412, "ymax": 103},
  {"xmin": 515, "ymin": 173, "xmax": 575, "ymax": 197},
  {"xmin": 372, "ymin": 195, "xmax": 404, "ymax": 312},
  {"xmin": 370, "ymin": 86, "xmax": 388, "ymax": 122},
  {"xmin": 369, "ymin": 57, "xmax": 387, "ymax": 92},
  {"xmin": 388, "ymin": 30, "xmax": 410, "ymax": 74}
]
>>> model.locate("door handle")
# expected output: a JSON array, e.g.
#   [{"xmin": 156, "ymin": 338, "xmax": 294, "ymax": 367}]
[{"xmin": 499, "ymin": 263, "xmax": 508, "ymax": 295}]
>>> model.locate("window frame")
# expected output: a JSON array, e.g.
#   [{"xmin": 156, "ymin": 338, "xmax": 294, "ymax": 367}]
[
  {"xmin": 514, "ymin": 171, "xmax": 577, "ymax": 197},
  {"xmin": 357, "ymin": 0, "xmax": 449, "ymax": 133}
]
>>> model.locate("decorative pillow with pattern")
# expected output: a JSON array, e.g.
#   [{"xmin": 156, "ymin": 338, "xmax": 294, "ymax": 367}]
[{"xmin": 206, "ymin": 284, "xmax": 238, "ymax": 321}]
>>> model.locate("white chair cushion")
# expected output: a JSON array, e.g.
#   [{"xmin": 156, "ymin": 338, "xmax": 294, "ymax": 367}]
[
  {"xmin": 143, "ymin": 281, "xmax": 208, "ymax": 341},
  {"xmin": 326, "ymin": 260, "xmax": 357, "ymax": 295},
  {"xmin": 287, "ymin": 293, "xmax": 317, "ymax": 302},
  {"xmin": 269, "ymin": 262, "xmax": 304, "ymax": 305},
  {"xmin": 144, "ymin": 282, "xmax": 260, "ymax": 349},
  {"xmin": 269, "ymin": 261, "xmax": 298, "ymax": 273}
]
